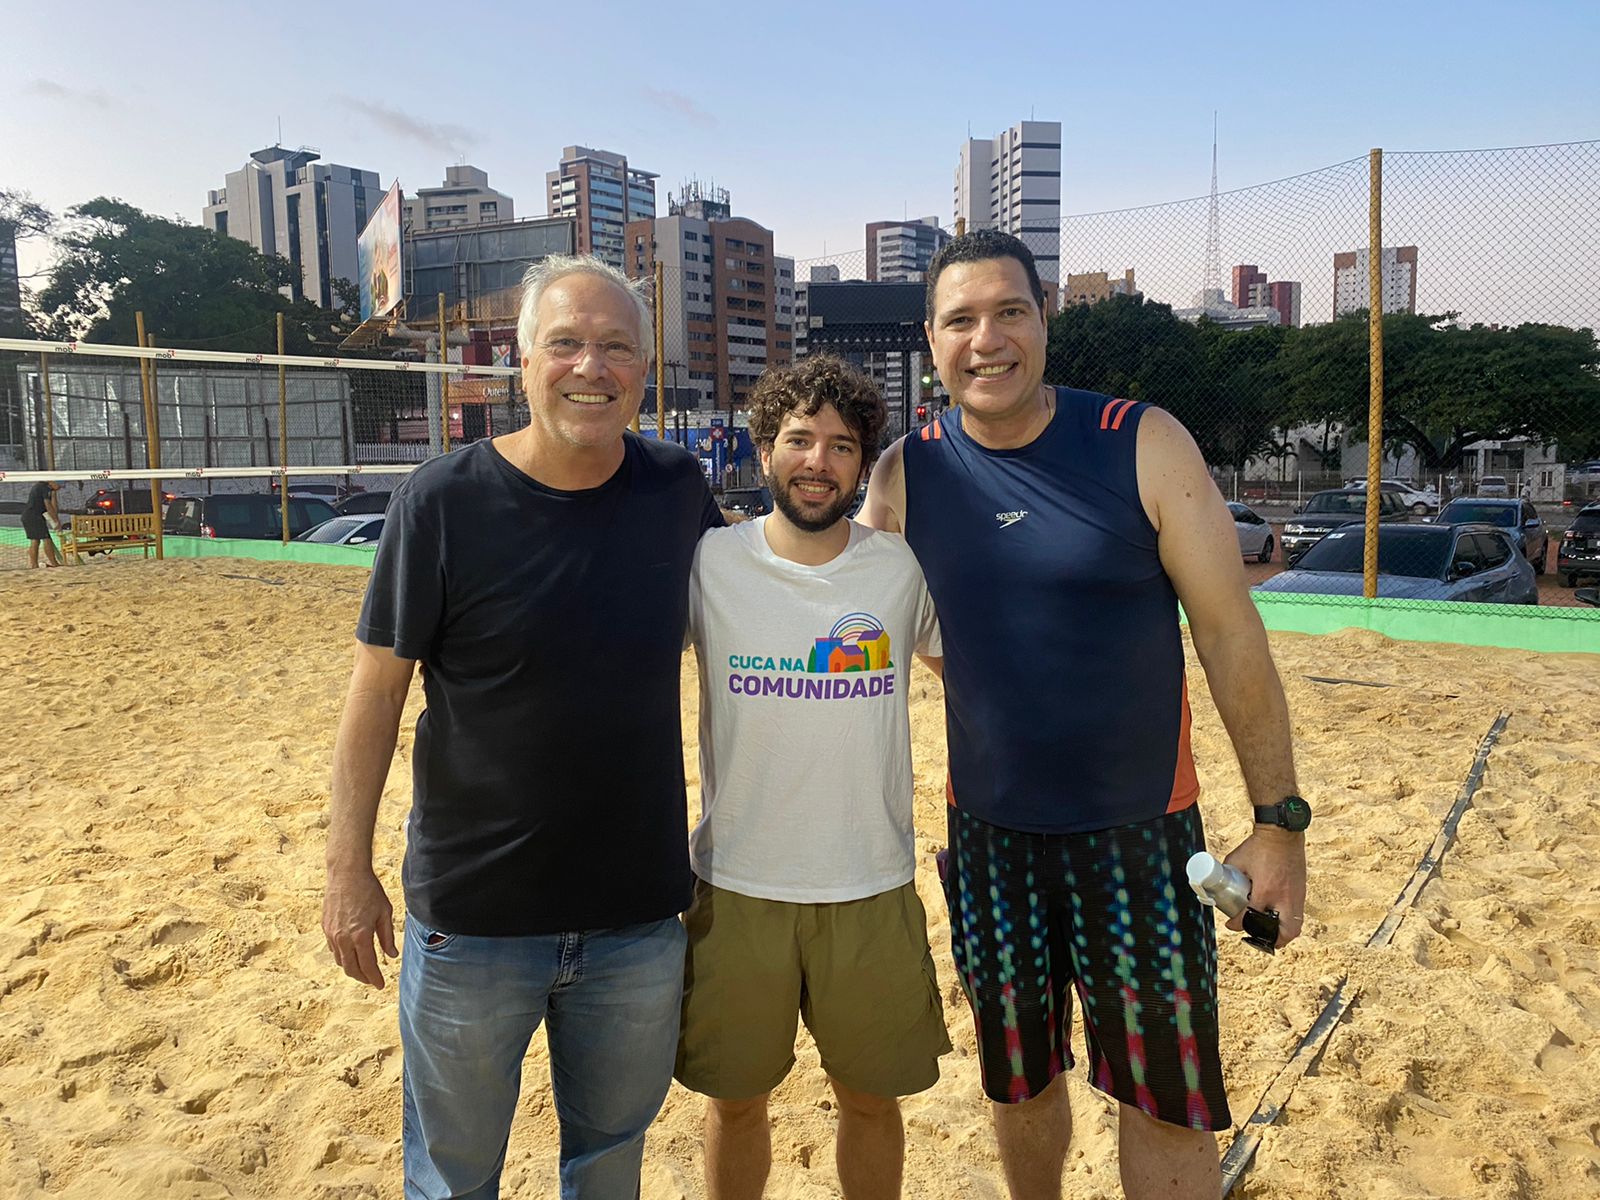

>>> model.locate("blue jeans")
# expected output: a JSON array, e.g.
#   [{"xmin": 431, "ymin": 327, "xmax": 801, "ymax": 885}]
[{"xmin": 398, "ymin": 914, "xmax": 686, "ymax": 1199}]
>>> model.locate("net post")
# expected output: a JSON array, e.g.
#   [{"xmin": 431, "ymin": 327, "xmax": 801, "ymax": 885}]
[
  {"xmin": 655, "ymin": 260, "xmax": 665, "ymax": 440},
  {"xmin": 278, "ymin": 313, "xmax": 290, "ymax": 544},
  {"xmin": 39, "ymin": 353, "xmax": 55, "ymax": 471},
  {"xmin": 439, "ymin": 294, "xmax": 450, "ymax": 454},
  {"xmin": 136, "ymin": 313, "xmax": 165, "ymax": 560},
  {"xmin": 1363, "ymin": 147, "xmax": 1384, "ymax": 599}
]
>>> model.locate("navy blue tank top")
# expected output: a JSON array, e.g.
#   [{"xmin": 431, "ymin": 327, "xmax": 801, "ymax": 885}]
[{"xmin": 903, "ymin": 387, "xmax": 1199, "ymax": 835}]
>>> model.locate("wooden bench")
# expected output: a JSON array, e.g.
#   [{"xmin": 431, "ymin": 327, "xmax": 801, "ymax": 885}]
[{"xmin": 63, "ymin": 513, "xmax": 160, "ymax": 563}]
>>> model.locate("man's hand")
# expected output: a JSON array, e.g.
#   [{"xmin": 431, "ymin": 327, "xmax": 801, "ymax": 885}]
[
  {"xmin": 323, "ymin": 865, "xmax": 399, "ymax": 988},
  {"xmin": 1222, "ymin": 828, "xmax": 1307, "ymax": 949}
]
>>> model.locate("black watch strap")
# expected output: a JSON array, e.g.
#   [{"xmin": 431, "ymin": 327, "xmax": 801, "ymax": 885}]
[{"xmin": 1254, "ymin": 796, "xmax": 1312, "ymax": 831}]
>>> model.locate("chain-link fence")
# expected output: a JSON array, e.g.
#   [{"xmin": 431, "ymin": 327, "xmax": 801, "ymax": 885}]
[{"xmin": 787, "ymin": 141, "xmax": 1600, "ymax": 610}]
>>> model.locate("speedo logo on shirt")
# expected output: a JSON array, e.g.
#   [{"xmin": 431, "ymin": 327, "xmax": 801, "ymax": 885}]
[
  {"xmin": 726, "ymin": 612, "xmax": 896, "ymax": 701},
  {"xmin": 996, "ymin": 510, "xmax": 1029, "ymax": 529}
]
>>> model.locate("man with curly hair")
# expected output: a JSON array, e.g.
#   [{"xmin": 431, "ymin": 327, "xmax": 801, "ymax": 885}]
[{"xmin": 677, "ymin": 354, "xmax": 950, "ymax": 1200}]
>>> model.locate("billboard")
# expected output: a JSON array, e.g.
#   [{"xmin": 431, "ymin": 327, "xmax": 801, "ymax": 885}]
[{"xmin": 357, "ymin": 180, "xmax": 403, "ymax": 321}]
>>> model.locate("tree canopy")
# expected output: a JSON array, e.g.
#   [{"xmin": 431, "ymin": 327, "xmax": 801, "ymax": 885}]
[
  {"xmin": 1045, "ymin": 295, "xmax": 1600, "ymax": 468},
  {"xmin": 30, "ymin": 198, "xmax": 357, "ymax": 354}
]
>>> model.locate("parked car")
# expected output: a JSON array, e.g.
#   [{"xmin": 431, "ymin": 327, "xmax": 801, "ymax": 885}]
[
  {"xmin": 1435, "ymin": 497, "xmax": 1548, "ymax": 573},
  {"xmin": 1558, "ymin": 501, "xmax": 1600, "ymax": 586},
  {"xmin": 1228, "ymin": 502, "xmax": 1275, "ymax": 562},
  {"xmin": 1476, "ymin": 475, "xmax": 1510, "ymax": 497},
  {"xmin": 720, "ymin": 486, "xmax": 773, "ymax": 518},
  {"xmin": 1254, "ymin": 523, "xmax": 1538, "ymax": 604},
  {"xmin": 84, "ymin": 486, "xmax": 176, "ymax": 515},
  {"xmin": 270, "ymin": 481, "xmax": 363, "ymax": 504},
  {"xmin": 1344, "ymin": 478, "xmax": 1440, "ymax": 515},
  {"xmin": 165, "ymin": 492, "xmax": 337, "ymax": 539},
  {"xmin": 334, "ymin": 491, "xmax": 393, "ymax": 516},
  {"xmin": 294, "ymin": 514, "xmax": 386, "ymax": 546},
  {"xmin": 1281, "ymin": 488, "xmax": 1410, "ymax": 565}
]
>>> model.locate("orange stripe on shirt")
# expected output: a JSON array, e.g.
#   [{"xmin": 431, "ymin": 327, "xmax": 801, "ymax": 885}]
[
  {"xmin": 919, "ymin": 424, "xmax": 932, "ymax": 441},
  {"xmin": 1166, "ymin": 673, "xmax": 1202, "ymax": 814},
  {"xmin": 1109, "ymin": 398, "xmax": 1136, "ymax": 431},
  {"xmin": 932, "ymin": 420, "xmax": 942, "ymax": 440}
]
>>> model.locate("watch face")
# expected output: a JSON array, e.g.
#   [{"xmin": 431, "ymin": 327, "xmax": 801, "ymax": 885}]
[{"xmin": 1282, "ymin": 796, "xmax": 1312, "ymax": 832}]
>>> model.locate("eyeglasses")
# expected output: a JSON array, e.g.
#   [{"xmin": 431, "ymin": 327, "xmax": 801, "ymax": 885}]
[{"xmin": 538, "ymin": 337, "xmax": 641, "ymax": 366}]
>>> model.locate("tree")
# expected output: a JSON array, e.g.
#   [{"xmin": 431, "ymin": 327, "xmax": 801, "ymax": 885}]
[
  {"xmin": 1283, "ymin": 311, "xmax": 1600, "ymax": 468},
  {"xmin": 31, "ymin": 198, "xmax": 357, "ymax": 353}
]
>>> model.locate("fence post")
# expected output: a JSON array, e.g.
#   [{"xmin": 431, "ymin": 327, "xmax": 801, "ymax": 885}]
[
  {"xmin": 1362, "ymin": 148, "xmax": 1384, "ymax": 599},
  {"xmin": 655, "ymin": 260, "xmax": 665, "ymax": 440},
  {"xmin": 135, "ymin": 312, "xmax": 165, "ymax": 561},
  {"xmin": 278, "ymin": 313, "xmax": 290, "ymax": 544},
  {"xmin": 439, "ymin": 293, "xmax": 451, "ymax": 454},
  {"xmin": 38, "ymin": 353, "xmax": 55, "ymax": 471}
]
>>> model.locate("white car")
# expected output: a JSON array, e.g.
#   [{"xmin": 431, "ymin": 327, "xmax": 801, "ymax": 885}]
[
  {"xmin": 1228, "ymin": 502, "xmax": 1276, "ymax": 562},
  {"xmin": 294, "ymin": 514, "xmax": 386, "ymax": 546},
  {"xmin": 1345, "ymin": 478, "xmax": 1439, "ymax": 515}
]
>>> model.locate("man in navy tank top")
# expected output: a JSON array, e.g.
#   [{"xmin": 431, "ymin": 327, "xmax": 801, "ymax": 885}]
[{"xmin": 862, "ymin": 230, "xmax": 1308, "ymax": 1199}]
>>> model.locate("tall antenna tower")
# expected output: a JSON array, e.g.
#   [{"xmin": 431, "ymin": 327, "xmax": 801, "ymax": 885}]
[{"xmin": 1203, "ymin": 111, "xmax": 1221, "ymax": 299}]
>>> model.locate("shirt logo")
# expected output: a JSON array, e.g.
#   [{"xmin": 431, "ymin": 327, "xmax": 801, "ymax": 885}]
[{"xmin": 995, "ymin": 510, "xmax": 1030, "ymax": 529}]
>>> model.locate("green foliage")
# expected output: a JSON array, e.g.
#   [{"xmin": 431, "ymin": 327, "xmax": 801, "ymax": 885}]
[
  {"xmin": 31, "ymin": 198, "xmax": 357, "ymax": 353},
  {"xmin": 1047, "ymin": 299, "xmax": 1600, "ymax": 469}
]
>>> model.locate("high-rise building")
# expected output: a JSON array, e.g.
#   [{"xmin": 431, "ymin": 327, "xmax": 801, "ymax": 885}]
[
  {"xmin": 952, "ymin": 120, "xmax": 1061, "ymax": 283},
  {"xmin": 625, "ymin": 183, "xmax": 790, "ymax": 412},
  {"xmin": 0, "ymin": 231, "xmax": 23, "ymax": 336},
  {"xmin": 1256, "ymin": 280, "xmax": 1302, "ymax": 328},
  {"xmin": 1333, "ymin": 245, "xmax": 1418, "ymax": 316},
  {"xmin": 203, "ymin": 146, "xmax": 385, "ymax": 310},
  {"xmin": 865, "ymin": 217, "xmax": 951, "ymax": 282},
  {"xmin": 793, "ymin": 264, "xmax": 840, "ymax": 360},
  {"xmin": 547, "ymin": 146, "xmax": 658, "ymax": 269},
  {"xmin": 1064, "ymin": 268, "xmax": 1137, "ymax": 306},
  {"xmin": 1230, "ymin": 264, "xmax": 1267, "ymax": 310},
  {"xmin": 405, "ymin": 165, "xmax": 514, "ymax": 232}
]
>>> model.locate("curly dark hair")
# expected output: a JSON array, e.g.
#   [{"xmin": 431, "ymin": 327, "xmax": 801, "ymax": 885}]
[
  {"xmin": 747, "ymin": 355, "xmax": 887, "ymax": 470},
  {"xmin": 924, "ymin": 228, "xmax": 1046, "ymax": 323}
]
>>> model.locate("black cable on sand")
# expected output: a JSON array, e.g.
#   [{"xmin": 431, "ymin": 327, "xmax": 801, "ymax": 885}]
[{"xmin": 1219, "ymin": 710, "xmax": 1512, "ymax": 1196}]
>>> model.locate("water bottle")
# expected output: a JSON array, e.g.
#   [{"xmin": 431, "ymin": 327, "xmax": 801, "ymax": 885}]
[
  {"xmin": 1186, "ymin": 851, "xmax": 1280, "ymax": 954},
  {"xmin": 1186, "ymin": 851, "xmax": 1251, "ymax": 917}
]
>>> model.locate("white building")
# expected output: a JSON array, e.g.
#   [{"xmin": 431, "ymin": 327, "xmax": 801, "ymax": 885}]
[
  {"xmin": 1172, "ymin": 288, "xmax": 1281, "ymax": 331},
  {"xmin": 953, "ymin": 120, "xmax": 1061, "ymax": 282},
  {"xmin": 1333, "ymin": 245, "xmax": 1418, "ymax": 317},
  {"xmin": 203, "ymin": 146, "xmax": 385, "ymax": 310},
  {"xmin": 405, "ymin": 165, "xmax": 513, "ymax": 232}
]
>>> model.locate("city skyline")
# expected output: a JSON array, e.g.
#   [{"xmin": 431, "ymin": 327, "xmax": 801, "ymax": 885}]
[{"xmin": 4, "ymin": 2, "xmax": 1597, "ymax": 336}]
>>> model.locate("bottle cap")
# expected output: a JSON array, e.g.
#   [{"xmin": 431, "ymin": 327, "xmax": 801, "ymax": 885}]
[{"xmin": 1186, "ymin": 851, "xmax": 1223, "ymax": 903}]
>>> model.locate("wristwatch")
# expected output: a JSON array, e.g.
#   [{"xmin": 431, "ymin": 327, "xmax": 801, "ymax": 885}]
[{"xmin": 1254, "ymin": 796, "xmax": 1312, "ymax": 832}]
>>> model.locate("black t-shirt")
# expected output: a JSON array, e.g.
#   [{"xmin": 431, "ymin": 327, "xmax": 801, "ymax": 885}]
[
  {"xmin": 357, "ymin": 435, "xmax": 723, "ymax": 935},
  {"xmin": 23, "ymin": 482, "xmax": 52, "ymax": 518}
]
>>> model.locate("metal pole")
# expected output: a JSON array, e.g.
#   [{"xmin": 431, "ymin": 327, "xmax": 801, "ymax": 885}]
[
  {"xmin": 654, "ymin": 260, "xmax": 665, "ymax": 440},
  {"xmin": 38, "ymin": 353, "xmax": 56, "ymax": 471},
  {"xmin": 438, "ymin": 293, "xmax": 451, "ymax": 453},
  {"xmin": 1362, "ymin": 148, "xmax": 1384, "ymax": 599},
  {"xmin": 278, "ymin": 313, "xmax": 290, "ymax": 544},
  {"xmin": 135, "ymin": 313, "xmax": 165, "ymax": 560}
]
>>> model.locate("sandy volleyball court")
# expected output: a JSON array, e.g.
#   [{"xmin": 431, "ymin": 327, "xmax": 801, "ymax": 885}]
[{"xmin": 0, "ymin": 558, "xmax": 1596, "ymax": 1199}]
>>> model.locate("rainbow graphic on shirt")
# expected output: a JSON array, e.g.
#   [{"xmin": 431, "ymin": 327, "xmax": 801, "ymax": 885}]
[{"xmin": 806, "ymin": 612, "xmax": 892, "ymax": 673}]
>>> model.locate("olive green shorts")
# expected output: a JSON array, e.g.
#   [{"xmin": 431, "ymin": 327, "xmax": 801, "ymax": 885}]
[{"xmin": 675, "ymin": 879, "xmax": 951, "ymax": 1100}]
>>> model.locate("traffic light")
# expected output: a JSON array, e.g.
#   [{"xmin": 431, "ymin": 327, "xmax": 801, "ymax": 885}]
[{"xmin": 916, "ymin": 404, "xmax": 928, "ymax": 421}]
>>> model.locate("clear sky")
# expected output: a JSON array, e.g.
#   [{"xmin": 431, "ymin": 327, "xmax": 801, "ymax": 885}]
[{"xmin": 3, "ymin": 0, "xmax": 1597, "ymax": 299}]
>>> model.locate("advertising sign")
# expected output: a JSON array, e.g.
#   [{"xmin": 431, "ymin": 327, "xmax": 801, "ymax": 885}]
[{"xmin": 357, "ymin": 181, "xmax": 403, "ymax": 321}]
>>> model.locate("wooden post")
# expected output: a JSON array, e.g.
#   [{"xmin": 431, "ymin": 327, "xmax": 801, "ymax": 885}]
[
  {"xmin": 278, "ymin": 313, "xmax": 290, "ymax": 543},
  {"xmin": 38, "ymin": 353, "xmax": 56, "ymax": 471},
  {"xmin": 135, "ymin": 312, "xmax": 165, "ymax": 560},
  {"xmin": 655, "ymin": 259, "xmax": 665, "ymax": 440},
  {"xmin": 438, "ymin": 293, "xmax": 451, "ymax": 453},
  {"xmin": 1362, "ymin": 148, "xmax": 1384, "ymax": 600}
]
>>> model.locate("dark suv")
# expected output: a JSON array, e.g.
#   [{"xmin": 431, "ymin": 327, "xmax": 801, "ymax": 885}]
[
  {"xmin": 84, "ymin": 486, "xmax": 176, "ymax": 515},
  {"xmin": 165, "ymin": 493, "xmax": 337, "ymax": 540},
  {"xmin": 720, "ymin": 486, "xmax": 773, "ymax": 518},
  {"xmin": 1436, "ymin": 497, "xmax": 1548, "ymax": 574},
  {"xmin": 1281, "ymin": 488, "xmax": 1410, "ymax": 565},
  {"xmin": 1559, "ymin": 501, "xmax": 1600, "ymax": 586}
]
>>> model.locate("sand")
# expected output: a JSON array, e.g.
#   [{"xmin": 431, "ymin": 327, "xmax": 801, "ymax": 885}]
[{"xmin": 0, "ymin": 557, "xmax": 1596, "ymax": 1200}]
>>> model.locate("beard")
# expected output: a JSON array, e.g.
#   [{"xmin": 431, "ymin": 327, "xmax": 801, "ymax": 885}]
[{"xmin": 771, "ymin": 474, "xmax": 857, "ymax": 533}]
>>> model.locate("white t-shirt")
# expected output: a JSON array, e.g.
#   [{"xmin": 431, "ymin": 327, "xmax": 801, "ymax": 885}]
[{"xmin": 688, "ymin": 517, "xmax": 941, "ymax": 903}]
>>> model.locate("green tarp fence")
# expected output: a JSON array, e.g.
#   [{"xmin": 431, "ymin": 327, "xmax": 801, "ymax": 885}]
[{"xmin": 5, "ymin": 526, "xmax": 1596, "ymax": 655}]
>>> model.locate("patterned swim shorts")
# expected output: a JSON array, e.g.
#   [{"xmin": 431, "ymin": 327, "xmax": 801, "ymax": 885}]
[{"xmin": 944, "ymin": 802, "xmax": 1231, "ymax": 1130}]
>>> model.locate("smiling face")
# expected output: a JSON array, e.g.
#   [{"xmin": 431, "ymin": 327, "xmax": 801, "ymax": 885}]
[
  {"xmin": 519, "ymin": 273, "xmax": 646, "ymax": 451},
  {"xmin": 760, "ymin": 403, "xmax": 865, "ymax": 534},
  {"xmin": 924, "ymin": 256, "xmax": 1049, "ymax": 424}
]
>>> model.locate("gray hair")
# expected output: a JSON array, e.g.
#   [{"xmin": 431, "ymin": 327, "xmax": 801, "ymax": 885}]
[{"xmin": 515, "ymin": 254, "xmax": 654, "ymax": 367}]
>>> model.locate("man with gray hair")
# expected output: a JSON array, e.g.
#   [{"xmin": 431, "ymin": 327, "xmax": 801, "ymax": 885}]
[{"xmin": 322, "ymin": 254, "xmax": 723, "ymax": 1197}]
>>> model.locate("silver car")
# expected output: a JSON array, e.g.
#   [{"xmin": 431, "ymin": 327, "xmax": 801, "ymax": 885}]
[
  {"xmin": 1254, "ymin": 522, "xmax": 1538, "ymax": 604},
  {"xmin": 294, "ymin": 514, "xmax": 386, "ymax": 547},
  {"xmin": 1228, "ymin": 502, "xmax": 1275, "ymax": 562}
]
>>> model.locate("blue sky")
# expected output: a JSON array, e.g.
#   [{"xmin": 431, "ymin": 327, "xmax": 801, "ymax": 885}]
[{"xmin": 3, "ymin": 0, "xmax": 1597, "ymax": 290}]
